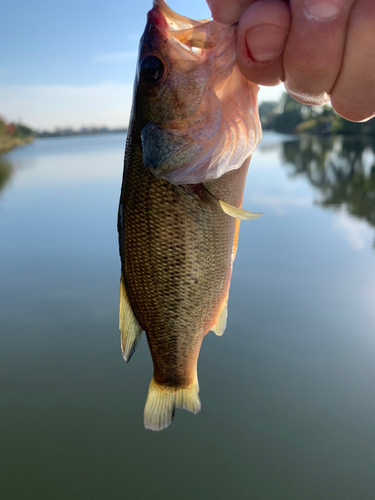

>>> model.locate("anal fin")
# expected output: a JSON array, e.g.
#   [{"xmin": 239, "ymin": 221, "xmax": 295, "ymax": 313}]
[
  {"xmin": 211, "ymin": 295, "xmax": 228, "ymax": 336},
  {"xmin": 119, "ymin": 274, "xmax": 142, "ymax": 362}
]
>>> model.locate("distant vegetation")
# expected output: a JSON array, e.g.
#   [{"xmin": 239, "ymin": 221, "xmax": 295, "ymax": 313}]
[
  {"xmin": 0, "ymin": 117, "xmax": 34, "ymax": 154},
  {"xmin": 35, "ymin": 126, "xmax": 127, "ymax": 138},
  {"xmin": 259, "ymin": 93, "xmax": 375, "ymax": 136},
  {"xmin": 0, "ymin": 119, "xmax": 128, "ymax": 154}
]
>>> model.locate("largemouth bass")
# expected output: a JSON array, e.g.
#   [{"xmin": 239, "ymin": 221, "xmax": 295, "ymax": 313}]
[{"xmin": 118, "ymin": 0, "xmax": 262, "ymax": 431}]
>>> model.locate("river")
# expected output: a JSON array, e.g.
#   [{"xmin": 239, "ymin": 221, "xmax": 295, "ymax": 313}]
[{"xmin": 1, "ymin": 131, "xmax": 375, "ymax": 499}]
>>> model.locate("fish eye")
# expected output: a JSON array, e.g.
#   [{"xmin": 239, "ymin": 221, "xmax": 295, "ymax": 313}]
[{"xmin": 140, "ymin": 56, "xmax": 164, "ymax": 85}]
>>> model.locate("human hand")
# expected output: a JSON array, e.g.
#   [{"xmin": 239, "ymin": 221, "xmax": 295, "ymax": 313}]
[{"xmin": 206, "ymin": 0, "xmax": 375, "ymax": 122}]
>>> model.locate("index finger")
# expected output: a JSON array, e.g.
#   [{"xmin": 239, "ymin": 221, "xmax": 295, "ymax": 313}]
[{"xmin": 283, "ymin": 0, "xmax": 356, "ymax": 105}]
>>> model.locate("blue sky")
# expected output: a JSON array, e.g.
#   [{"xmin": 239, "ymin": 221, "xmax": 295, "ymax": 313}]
[{"xmin": 0, "ymin": 0, "xmax": 284, "ymax": 130}]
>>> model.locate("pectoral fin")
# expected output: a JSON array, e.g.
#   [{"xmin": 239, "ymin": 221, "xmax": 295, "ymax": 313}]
[
  {"xmin": 211, "ymin": 295, "xmax": 228, "ymax": 336},
  {"xmin": 202, "ymin": 186, "xmax": 264, "ymax": 220},
  {"xmin": 119, "ymin": 274, "xmax": 142, "ymax": 362}
]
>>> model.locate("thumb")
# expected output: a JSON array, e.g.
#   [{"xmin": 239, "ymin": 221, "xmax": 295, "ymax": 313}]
[{"xmin": 237, "ymin": 0, "xmax": 290, "ymax": 86}]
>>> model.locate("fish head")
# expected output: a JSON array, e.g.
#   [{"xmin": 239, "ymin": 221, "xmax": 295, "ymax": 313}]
[
  {"xmin": 136, "ymin": 1, "xmax": 233, "ymax": 123},
  {"xmin": 133, "ymin": 0, "xmax": 261, "ymax": 185}
]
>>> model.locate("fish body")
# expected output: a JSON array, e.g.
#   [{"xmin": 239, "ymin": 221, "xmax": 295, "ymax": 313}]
[{"xmin": 118, "ymin": 0, "xmax": 261, "ymax": 430}]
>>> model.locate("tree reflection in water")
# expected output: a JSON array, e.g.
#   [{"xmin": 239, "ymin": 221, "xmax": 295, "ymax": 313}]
[
  {"xmin": 282, "ymin": 135, "xmax": 375, "ymax": 247},
  {"xmin": 0, "ymin": 157, "xmax": 13, "ymax": 196}
]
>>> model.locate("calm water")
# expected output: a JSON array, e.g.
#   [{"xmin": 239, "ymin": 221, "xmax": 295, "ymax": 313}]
[{"xmin": 1, "ymin": 132, "xmax": 375, "ymax": 499}]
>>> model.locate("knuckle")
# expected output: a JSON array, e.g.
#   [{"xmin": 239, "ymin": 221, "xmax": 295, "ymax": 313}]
[
  {"xmin": 238, "ymin": 59, "xmax": 284, "ymax": 87},
  {"xmin": 330, "ymin": 94, "xmax": 375, "ymax": 122},
  {"xmin": 285, "ymin": 46, "xmax": 339, "ymax": 79},
  {"xmin": 284, "ymin": 58, "xmax": 339, "ymax": 98}
]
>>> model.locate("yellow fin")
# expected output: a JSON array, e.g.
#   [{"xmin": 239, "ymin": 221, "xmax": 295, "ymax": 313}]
[
  {"xmin": 144, "ymin": 376, "xmax": 201, "ymax": 431},
  {"xmin": 232, "ymin": 218, "xmax": 241, "ymax": 262},
  {"xmin": 119, "ymin": 274, "xmax": 142, "ymax": 363},
  {"xmin": 211, "ymin": 296, "xmax": 228, "ymax": 336},
  {"xmin": 202, "ymin": 187, "xmax": 264, "ymax": 220}
]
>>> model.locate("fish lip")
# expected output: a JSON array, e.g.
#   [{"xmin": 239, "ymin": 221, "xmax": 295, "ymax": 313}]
[
  {"xmin": 147, "ymin": 3, "xmax": 168, "ymax": 30},
  {"xmin": 152, "ymin": 0, "xmax": 211, "ymax": 29}
]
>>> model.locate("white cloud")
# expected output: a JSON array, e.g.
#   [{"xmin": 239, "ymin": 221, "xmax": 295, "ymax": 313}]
[
  {"xmin": 250, "ymin": 193, "xmax": 311, "ymax": 215},
  {"xmin": 93, "ymin": 51, "xmax": 138, "ymax": 63},
  {"xmin": 0, "ymin": 82, "xmax": 133, "ymax": 130},
  {"xmin": 334, "ymin": 209, "xmax": 373, "ymax": 250}
]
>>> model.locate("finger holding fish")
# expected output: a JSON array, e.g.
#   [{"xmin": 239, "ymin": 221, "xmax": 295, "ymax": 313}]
[
  {"xmin": 329, "ymin": 0, "xmax": 375, "ymax": 122},
  {"xmin": 237, "ymin": 0, "xmax": 290, "ymax": 86},
  {"xmin": 209, "ymin": 0, "xmax": 375, "ymax": 121},
  {"xmin": 283, "ymin": 0, "xmax": 357, "ymax": 107}
]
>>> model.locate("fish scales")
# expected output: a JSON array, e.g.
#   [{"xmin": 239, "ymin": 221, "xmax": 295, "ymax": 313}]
[
  {"xmin": 118, "ymin": 0, "xmax": 262, "ymax": 430},
  {"xmin": 120, "ymin": 141, "xmax": 248, "ymax": 386}
]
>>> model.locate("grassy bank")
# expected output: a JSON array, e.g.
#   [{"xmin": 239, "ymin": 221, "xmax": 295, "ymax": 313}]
[{"xmin": 0, "ymin": 118, "xmax": 34, "ymax": 154}]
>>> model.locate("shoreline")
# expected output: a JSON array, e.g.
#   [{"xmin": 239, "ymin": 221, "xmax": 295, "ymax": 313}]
[{"xmin": 0, "ymin": 136, "xmax": 34, "ymax": 155}]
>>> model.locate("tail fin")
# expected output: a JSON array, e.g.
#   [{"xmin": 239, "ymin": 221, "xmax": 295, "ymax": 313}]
[{"xmin": 144, "ymin": 376, "xmax": 201, "ymax": 431}]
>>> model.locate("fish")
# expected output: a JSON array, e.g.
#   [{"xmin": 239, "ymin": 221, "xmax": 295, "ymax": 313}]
[{"xmin": 118, "ymin": 0, "xmax": 262, "ymax": 431}]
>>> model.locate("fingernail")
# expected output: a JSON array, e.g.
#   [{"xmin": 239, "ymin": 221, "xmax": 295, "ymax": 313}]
[
  {"xmin": 246, "ymin": 25, "xmax": 288, "ymax": 63},
  {"xmin": 305, "ymin": 0, "xmax": 346, "ymax": 21}
]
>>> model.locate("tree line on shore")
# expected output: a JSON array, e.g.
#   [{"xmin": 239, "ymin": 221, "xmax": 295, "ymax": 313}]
[
  {"xmin": 259, "ymin": 93, "xmax": 375, "ymax": 136},
  {"xmin": 0, "ymin": 117, "xmax": 34, "ymax": 154},
  {"xmin": 36, "ymin": 126, "xmax": 128, "ymax": 138},
  {"xmin": 0, "ymin": 116, "xmax": 128, "ymax": 154}
]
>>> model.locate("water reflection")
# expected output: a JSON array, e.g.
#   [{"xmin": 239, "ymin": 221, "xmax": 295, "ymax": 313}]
[
  {"xmin": 0, "ymin": 157, "xmax": 12, "ymax": 194},
  {"xmin": 1, "ymin": 133, "xmax": 375, "ymax": 499},
  {"xmin": 282, "ymin": 135, "xmax": 375, "ymax": 246}
]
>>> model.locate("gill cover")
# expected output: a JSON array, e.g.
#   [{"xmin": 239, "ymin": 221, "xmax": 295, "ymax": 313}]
[{"xmin": 138, "ymin": 0, "xmax": 262, "ymax": 185}]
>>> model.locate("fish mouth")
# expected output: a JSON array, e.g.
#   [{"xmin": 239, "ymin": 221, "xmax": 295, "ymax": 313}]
[
  {"xmin": 148, "ymin": 0, "xmax": 217, "ymax": 54},
  {"xmin": 147, "ymin": 3, "xmax": 168, "ymax": 30},
  {"xmin": 151, "ymin": 0, "xmax": 211, "ymax": 31},
  {"xmin": 141, "ymin": 0, "xmax": 213, "ymax": 74}
]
